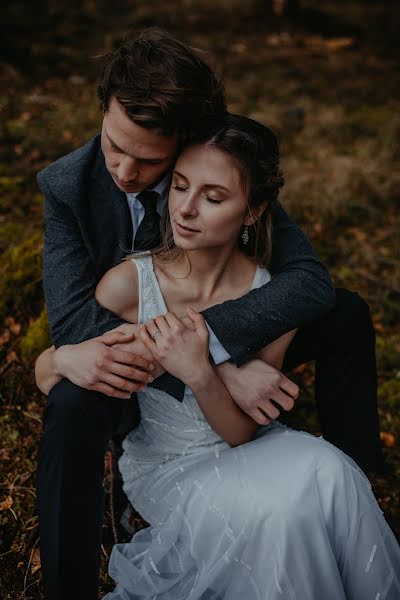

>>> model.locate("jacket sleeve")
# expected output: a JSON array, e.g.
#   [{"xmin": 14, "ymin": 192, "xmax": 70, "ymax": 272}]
[
  {"xmin": 40, "ymin": 174, "xmax": 125, "ymax": 348},
  {"xmin": 202, "ymin": 201, "xmax": 335, "ymax": 367}
]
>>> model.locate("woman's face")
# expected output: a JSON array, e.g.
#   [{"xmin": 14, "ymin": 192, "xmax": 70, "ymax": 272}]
[{"xmin": 169, "ymin": 144, "xmax": 249, "ymax": 252}]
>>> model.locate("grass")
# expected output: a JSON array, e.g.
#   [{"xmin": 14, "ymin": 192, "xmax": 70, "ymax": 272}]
[{"xmin": 0, "ymin": 0, "xmax": 399, "ymax": 596}]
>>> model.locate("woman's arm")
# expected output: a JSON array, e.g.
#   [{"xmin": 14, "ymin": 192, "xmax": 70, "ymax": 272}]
[
  {"xmin": 140, "ymin": 309, "xmax": 258, "ymax": 447},
  {"xmin": 35, "ymin": 346, "xmax": 58, "ymax": 395},
  {"xmin": 256, "ymin": 328, "xmax": 298, "ymax": 371}
]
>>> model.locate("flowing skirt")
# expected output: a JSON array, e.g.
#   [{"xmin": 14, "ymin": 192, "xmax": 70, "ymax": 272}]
[{"xmin": 104, "ymin": 422, "xmax": 400, "ymax": 599}]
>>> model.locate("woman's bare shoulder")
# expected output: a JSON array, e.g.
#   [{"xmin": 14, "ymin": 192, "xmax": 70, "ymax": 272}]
[{"xmin": 95, "ymin": 259, "xmax": 139, "ymax": 322}]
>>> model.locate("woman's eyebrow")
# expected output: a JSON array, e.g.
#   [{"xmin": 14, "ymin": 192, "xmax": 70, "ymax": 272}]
[
  {"xmin": 203, "ymin": 183, "xmax": 230, "ymax": 193},
  {"xmin": 173, "ymin": 169, "xmax": 188, "ymax": 179}
]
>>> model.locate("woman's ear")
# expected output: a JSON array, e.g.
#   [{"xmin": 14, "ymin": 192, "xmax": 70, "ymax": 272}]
[{"xmin": 243, "ymin": 202, "xmax": 268, "ymax": 226}]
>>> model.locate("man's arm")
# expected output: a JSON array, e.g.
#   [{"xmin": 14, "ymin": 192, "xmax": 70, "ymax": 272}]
[
  {"xmin": 41, "ymin": 176, "xmax": 125, "ymax": 348},
  {"xmin": 38, "ymin": 167, "xmax": 156, "ymax": 397},
  {"xmin": 216, "ymin": 329, "xmax": 299, "ymax": 425},
  {"xmin": 203, "ymin": 201, "xmax": 335, "ymax": 366}
]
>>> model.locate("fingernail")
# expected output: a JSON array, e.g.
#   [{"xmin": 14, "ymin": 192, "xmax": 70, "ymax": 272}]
[
  {"xmin": 149, "ymin": 363, "xmax": 155, "ymax": 371},
  {"xmin": 148, "ymin": 376, "xmax": 154, "ymax": 383}
]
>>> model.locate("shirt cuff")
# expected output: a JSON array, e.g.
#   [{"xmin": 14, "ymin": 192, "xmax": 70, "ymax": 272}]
[{"xmin": 205, "ymin": 322, "xmax": 231, "ymax": 365}]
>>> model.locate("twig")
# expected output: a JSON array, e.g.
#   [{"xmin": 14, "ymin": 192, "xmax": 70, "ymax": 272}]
[
  {"xmin": 353, "ymin": 268, "xmax": 400, "ymax": 295},
  {"xmin": 22, "ymin": 411, "xmax": 43, "ymax": 424},
  {"xmin": 107, "ymin": 449, "xmax": 119, "ymax": 544},
  {"xmin": 23, "ymin": 536, "xmax": 39, "ymax": 598}
]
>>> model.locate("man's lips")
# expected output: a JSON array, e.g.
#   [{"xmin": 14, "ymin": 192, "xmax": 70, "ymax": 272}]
[{"xmin": 112, "ymin": 174, "xmax": 142, "ymax": 190}]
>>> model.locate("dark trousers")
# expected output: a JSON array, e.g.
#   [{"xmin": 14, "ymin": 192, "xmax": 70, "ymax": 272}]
[{"xmin": 36, "ymin": 288, "xmax": 383, "ymax": 600}]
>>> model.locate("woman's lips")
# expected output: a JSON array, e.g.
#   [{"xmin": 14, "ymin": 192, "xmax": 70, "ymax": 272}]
[{"xmin": 175, "ymin": 222, "xmax": 200, "ymax": 235}]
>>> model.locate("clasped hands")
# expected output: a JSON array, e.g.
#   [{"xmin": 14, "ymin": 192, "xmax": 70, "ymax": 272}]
[{"xmin": 55, "ymin": 310, "xmax": 298, "ymax": 423}]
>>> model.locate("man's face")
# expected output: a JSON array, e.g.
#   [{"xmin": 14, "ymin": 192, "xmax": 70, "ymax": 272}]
[{"xmin": 101, "ymin": 97, "xmax": 179, "ymax": 193}]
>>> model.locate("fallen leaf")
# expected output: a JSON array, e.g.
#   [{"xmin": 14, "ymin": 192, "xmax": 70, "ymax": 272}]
[
  {"xmin": 5, "ymin": 317, "xmax": 21, "ymax": 335},
  {"xmin": 31, "ymin": 548, "xmax": 41, "ymax": 574},
  {"xmin": 6, "ymin": 350, "xmax": 19, "ymax": 363},
  {"xmin": 0, "ymin": 329, "xmax": 11, "ymax": 345},
  {"xmin": 0, "ymin": 496, "xmax": 13, "ymax": 511},
  {"xmin": 380, "ymin": 432, "xmax": 396, "ymax": 448}
]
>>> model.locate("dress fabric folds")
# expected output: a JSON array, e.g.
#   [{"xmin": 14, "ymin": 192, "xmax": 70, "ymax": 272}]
[{"xmin": 104, "ymin": 255, "xmax": 400, "ymax": 600}]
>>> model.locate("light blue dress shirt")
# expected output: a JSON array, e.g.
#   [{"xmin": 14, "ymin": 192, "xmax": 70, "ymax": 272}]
[{"xmin": 126, "ymin": 174, "xmax": 231, "ymax": 365}]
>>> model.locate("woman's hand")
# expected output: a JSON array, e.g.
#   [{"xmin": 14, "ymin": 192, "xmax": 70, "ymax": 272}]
[{"xmin": 140, "ymin": 308, "xmax": 211, "ymax": 387}]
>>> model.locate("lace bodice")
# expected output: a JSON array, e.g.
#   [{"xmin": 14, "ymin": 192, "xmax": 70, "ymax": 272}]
[{"xmin": 122, "ymin": 254, "xmax": 271, "ymax": 461}]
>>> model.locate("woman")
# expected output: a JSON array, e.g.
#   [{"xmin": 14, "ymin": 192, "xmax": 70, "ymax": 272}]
[{"xmin": 36, "ymin": 114, "xmax": 400, "ymax": 599}]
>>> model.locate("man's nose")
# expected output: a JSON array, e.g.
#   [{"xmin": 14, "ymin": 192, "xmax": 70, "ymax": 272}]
[{"xmin": 117, "ymin": 156, "xmax": 138, "ymax": 183}]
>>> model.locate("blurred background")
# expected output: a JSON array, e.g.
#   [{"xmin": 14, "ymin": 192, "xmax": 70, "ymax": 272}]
[{"xmin": 0, "ymin": 0, "xmax": 399, "ymax": 596}]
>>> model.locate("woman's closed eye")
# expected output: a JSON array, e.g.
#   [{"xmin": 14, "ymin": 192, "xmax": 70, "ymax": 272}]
[
  {"xmin": 172, "ymin": 184, "xmax": 188, "ymax": 192},
  {"xmin": 204, "ymin": 194, "xmax": 222, "ymax": 204}
]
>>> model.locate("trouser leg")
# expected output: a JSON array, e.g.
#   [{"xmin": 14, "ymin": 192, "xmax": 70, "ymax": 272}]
[
  {"xmin": 36, "ymin": 379, "xmax": 136, "ymax": 600},
  {"xmin": 283, "ymin": 288, "xmax": 383, "ymax": 474}
]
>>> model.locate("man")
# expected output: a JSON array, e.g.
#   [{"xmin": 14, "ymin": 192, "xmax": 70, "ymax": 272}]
[{"xmin": 36, "ymin": 28, "xmax": 383, "ymax": 600}]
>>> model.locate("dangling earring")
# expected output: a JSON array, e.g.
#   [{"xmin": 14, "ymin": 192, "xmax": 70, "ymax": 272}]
[{"xmin": 241, "ymin": 225, "xmax": 249, "ymax": 245}]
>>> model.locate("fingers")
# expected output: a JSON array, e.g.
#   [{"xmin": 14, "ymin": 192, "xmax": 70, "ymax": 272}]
[
  {"xmin": 140, "ymin": 324, "xmax": 158, "ymax": 354},
  {"xmin": 152, "ymin": 316, "xmax": 169, "ymax": 336},
  {"xmin": 179, "ymin": 314, "xmax": 196, "ymax": 331},
  {"xmin": 164, "ymin": 311, "xmax": 184, "ymax": 329},
  {"xmin": 100, "ymin": 372, "xmax": 146, "ymax": 394},
  {"xmin": 109, "ymin": 361, "xmax": 154, "ymax": 384},
  {"xmin": 107, "ymin": 347, "xmax": 154, "ymax": 372},
  {"xmin": 100, "ymin": 331, "xmax": 135, "ymax": 346},
  {"xmin": 249, "ymin": 408, "xmax": 272, "ymax": 426},
  {"xmin": 260, "ymin": 399, "xmax": 281, "ymax": 420},
  {"xmin": 186, "ymin": 307, "xmax": 208, "ymax": 335},
  {"xmin": 268, "ymin": 387, "xmax": 295, "ymax": 412},
  {"xmin": 279, "ymin": 376, "xmax": 299, "ymax": 400}
]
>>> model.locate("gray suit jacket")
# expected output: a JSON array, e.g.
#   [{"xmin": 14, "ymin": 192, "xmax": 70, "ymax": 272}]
[{"xmin": 38, "ymin": 134, "xmax": 335, "ymax": 366}]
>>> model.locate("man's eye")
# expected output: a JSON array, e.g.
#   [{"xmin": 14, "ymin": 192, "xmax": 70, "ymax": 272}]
[
  {"xmin": 110, "ymin": 142, "xmax": 121, "ymax": 153},
  {"xmin": 173, "ymin": 185, "xmax": 188, "ymax": 192}
]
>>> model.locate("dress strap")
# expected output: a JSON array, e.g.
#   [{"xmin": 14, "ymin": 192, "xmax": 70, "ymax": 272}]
[
  {"xmin": 130, "ymin": 254, "xmax": 168, "ymax": 324},
  {"xmin": 251, "ymin": 265, "xmax": 271, "ymax": 290}
]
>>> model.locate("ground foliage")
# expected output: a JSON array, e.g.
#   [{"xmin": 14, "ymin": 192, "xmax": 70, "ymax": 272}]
[{"xmin": 0, "ymin": 0, "xmax": 399, "ymax": 597}]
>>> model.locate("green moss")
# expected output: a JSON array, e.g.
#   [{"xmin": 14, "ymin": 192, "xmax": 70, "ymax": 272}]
[
  {"xmin": 0, "ymin": 233, "xmax": 43, "ymax": 317},
  {"xmin": 378, "ymin": 379, "xmax": 400, "ymax": 409},
  {"xmin": 376, "ymin": 334, "xmax": 400, "ymax": 372},
  {"xmin": 19, "ymin": 307, "xmax": 50, "ymax": 360},
  {"xmin": 0, "ymin": 222, "xmax": 26, "ymax": 253}
]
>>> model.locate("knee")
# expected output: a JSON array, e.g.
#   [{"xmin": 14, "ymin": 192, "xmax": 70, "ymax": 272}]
[
  {"xmin": 335, "ymin": 288, "xmax": 373, "ymax": 331},
  {"xmin": 43, "ymin": 379, "xmax": 112, "ymax": 445}
]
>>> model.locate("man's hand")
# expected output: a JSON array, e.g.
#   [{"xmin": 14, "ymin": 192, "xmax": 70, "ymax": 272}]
[
  {"xmin": 216, "ymin": 359, "xmax": 299, "ymax": 425},
  {"xmin": 108, "ymin": 323, "xmax": 165, "ymax": 379},
  {"xmin": 54, "ymin": 330, "xmax": 156, "ymax": 399}
]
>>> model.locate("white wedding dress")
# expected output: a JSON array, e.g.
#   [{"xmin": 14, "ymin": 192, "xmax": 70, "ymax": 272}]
[{"xmin": 104, "ymin": 255, "xmax": 400, "ymax": 600}]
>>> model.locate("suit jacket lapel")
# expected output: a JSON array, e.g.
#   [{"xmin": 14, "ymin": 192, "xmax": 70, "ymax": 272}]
[{"xmin": 90, "ymin": 145, "xmax": 133, "ymax": 274}]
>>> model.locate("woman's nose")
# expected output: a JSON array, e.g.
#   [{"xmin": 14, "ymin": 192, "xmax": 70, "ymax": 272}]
[
  {"xmin": 179, "ymin": 193, "xmax": 198, "ymax": 217},
  {"xmin": 117, "ymin": 156, "xmax": 138, "ymax": 183}
]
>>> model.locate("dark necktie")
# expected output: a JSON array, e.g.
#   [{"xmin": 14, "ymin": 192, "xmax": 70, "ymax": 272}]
[{"xmin": 134, "ymin": 190, "xmax": 161, "ymax": 250}]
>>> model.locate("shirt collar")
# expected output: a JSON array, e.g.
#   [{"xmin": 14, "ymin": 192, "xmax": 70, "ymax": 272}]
[{"xmin": 126, "ymin": 171, "xmax": 171, "ymax": 213}]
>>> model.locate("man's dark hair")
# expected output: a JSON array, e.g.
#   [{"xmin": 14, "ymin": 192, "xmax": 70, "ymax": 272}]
[{"xmin": 97, "ymin": 28, "xmax": 227, "ymax": 141}]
